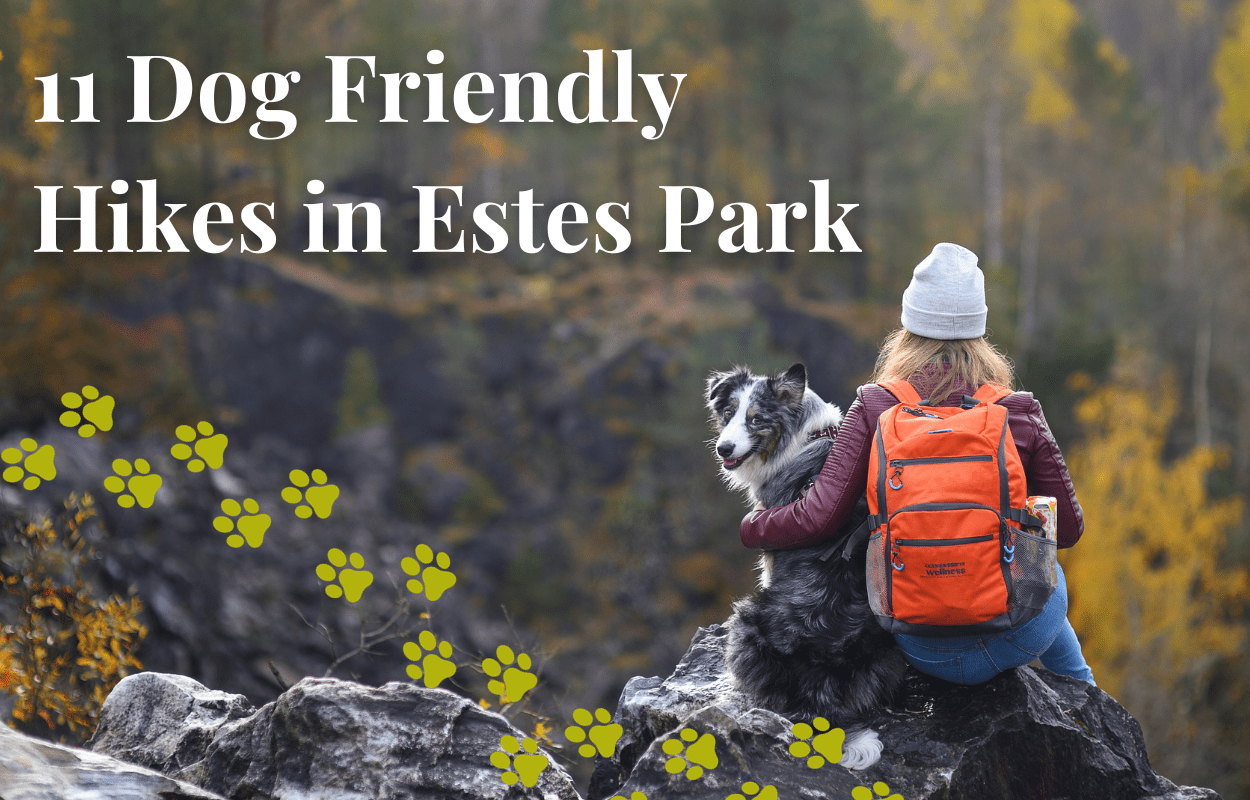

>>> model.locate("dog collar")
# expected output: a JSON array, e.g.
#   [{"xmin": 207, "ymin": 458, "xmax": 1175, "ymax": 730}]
[{"xmin": 808, "ymin": 426, "xmax": 836, "ymax": 442}]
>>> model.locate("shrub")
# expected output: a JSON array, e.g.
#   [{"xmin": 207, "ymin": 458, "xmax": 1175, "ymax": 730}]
[{"xmin": 0, "ymin": 494, "xmax": 146, "ymax": 742}]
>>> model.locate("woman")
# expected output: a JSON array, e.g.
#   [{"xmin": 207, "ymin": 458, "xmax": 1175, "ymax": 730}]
[{"xmin": 741, "ymin": 242, "xmax": 1095, "ymax": 686}]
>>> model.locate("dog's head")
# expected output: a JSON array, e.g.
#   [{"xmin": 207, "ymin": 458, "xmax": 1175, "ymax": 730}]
[{"xmin": 705, "ymin": 363, "xmax": 808, "ymax": 475}]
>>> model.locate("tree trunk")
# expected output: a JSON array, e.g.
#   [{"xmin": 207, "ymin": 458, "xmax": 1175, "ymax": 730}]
[
  {"xmin": 983, "ymin": 96, "xmax": 1004, "ymax": 268},
  {"xmin": 1237, "ymin": 371, "xmax": 1250, "ymax": 493},
  {"xmin": 1017, "ymin": 185, "xmax": 1041, "ymax": 372},
  {"xmin": 847, "ymin": 65, "xmax": 868, "ymax": 297},
  {"xmin": 614, "ymin": 0, "xmax": 635, "ymax": 259},
  {"xmin": 262, "ymin": 0, "xmax": 280, "ymax": 56},
  {"xmin": 1194, "ymin": 293, "xmax": 1213, "ymax": 449},
  {"xmin": 769, "ymin": 86, "xmax": 790, "ymax": 271}
]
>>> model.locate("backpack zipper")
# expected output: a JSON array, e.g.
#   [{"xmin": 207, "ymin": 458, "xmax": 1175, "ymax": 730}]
[
  {"xmin": 889, "ymin": 455, "xmax": 993, "ymax": 466},
  {"xmin": 895, "ymin": 534, "xmax": 995, "ymax": 548},
  {"xmin": 888, "ymin": 534, "xmax": 997, "ymax": 574},
  {"xmin": 888, "ymin": 455, "xmax": 993, "ymax": 489}
]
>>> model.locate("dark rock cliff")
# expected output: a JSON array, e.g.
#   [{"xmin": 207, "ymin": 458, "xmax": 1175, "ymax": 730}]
[
  {"xmin": 588, "ymin": 624, "xmax": 1221, "ymax": 800},
  {"xmin": 4, "ymin": 255, "xmax": 872, "ymax": 715},
  {"xmin": 73, "ymin": 627, "xmax": 1222, "ymax": 800}
]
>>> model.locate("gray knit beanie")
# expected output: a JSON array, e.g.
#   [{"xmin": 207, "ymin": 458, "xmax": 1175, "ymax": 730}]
[{"xmin": 900, "ymin": 243, "xmax": 987, "ymax": 340}]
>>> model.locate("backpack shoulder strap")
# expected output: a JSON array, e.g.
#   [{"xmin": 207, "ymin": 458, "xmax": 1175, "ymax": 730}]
[
  {"xmin": 878, "ymin": 379, "xmax": 922, "ymax": 405},
  {"xmin": 972, "ymin": 383, "xmax": 1013, "ymax": 405}
]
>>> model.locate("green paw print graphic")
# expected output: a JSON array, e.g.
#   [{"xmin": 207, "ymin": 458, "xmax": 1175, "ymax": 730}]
[
  {"xmin": 315, "ymin": 548, "xmax": 373, "ymax": 602},
  {"xmin": 171, "ymin": 421, "xmax": 228, "ymax": 472},
  {"xmin": 662, "ymin": 727, "xmax": 719, "ymax": 780},
  {"xmin": 103, "ymin": 458, "xmax": 162, "ymax": 508},
  {"xmin": 852, "ymin": 781, "xmax": 904, "ymax": 800},
  {"xmin": 282, "ymin": 469, "xmax": 339, "ymax": 519},
  {"xmin": 564, "ymin": 707, "xmax": 623, "ymax": 758},
  {"xmin": 482, "ymin": 645, "xmax": 538, "ymax": 705},
  {"xmin": 489, "ymin": 735, "xmax": 549, "ymax": 788},
  {"xmin": 214, "ymin": 498, "xmax": 271, "ymax": 548},
  {"xmin": 789, "ymin": 716, "xmax": 845, "ymax": 769},
  {"xmin": 402, "ymin": 544, "xmax": 457, "ymax": 601},
  {"xmin": 2, "ymin": 438, "xmax": 56, "ymax": 490},
  {"xmin": 609, "ymin": 794, "xmax": 647, "ymax": 800},
  {"xmin": 728, "ymin": 781, "xmax": 779, "ymax": 800},
  {"xmin": 60, "ymin": 386, "xmax": 114, "ymax": 437},
  {"xmin": 404, "ymin": 630, "xmax": 457, "ymax": 688}
]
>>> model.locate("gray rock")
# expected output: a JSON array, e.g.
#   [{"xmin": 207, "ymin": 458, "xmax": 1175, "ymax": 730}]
[
  {"xmin": 92, "ymin": 672, "xmax": 580, "ymax": 800},
  {"xmin": 89, "ymin": 672, "xmax": 256, "ymax": 776},
  {"xmin": 589, "ymin": 623, "xmax": 1223, "ymax": 800},
  {"xmin": 0, "ymin": 724, "xmax": 226, "ymax": 800}
]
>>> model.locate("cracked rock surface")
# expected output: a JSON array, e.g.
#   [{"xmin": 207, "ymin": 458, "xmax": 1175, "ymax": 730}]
[
  {"xmin": 82, "ymin": 627, "xmax": 1224, "ymax": 800},
  {"xmin": 589, "ymin": 624, "xmax": 1223, "ymax": 800},
  {"xmin": 0, "ymin": 723, "xmax": 226, "ymax": 800},
  {"xmin": 90, "ymin": 672, "xmax": 579, "ymax": 800}
]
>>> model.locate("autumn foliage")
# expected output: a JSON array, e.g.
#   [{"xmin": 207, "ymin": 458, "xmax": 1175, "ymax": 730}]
[
  {"xmin": 1063, "ymin": 362, "xmax": 1249, "ymax": 775},
  {"xmin": 0, "ymin": 494, "xmax": 146, "ymax": 743}
]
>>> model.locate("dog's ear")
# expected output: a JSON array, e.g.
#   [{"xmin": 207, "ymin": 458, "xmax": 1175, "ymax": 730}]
[
  {"xmin": 772, "ymin": 363, "xmax": 807, "ymax": 404},
  {"xmin": 705, "ymin": 369, "xmax": 739, "ymax": 405}
]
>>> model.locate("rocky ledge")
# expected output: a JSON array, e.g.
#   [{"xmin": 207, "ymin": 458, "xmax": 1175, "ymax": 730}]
[
  {"xmin": 6, "ymin": 623, "xmax": 1222, "ymax": 800},
  {"xmin": 0, "ymin": 723, "xmax": 225, "ymax": 800},
  {"xmin": 590, "ymin": 624, "xmax": 1221, "ymax": 800},
  {"xmin": 86, "ymin": 671, "xmax": 579, "ymax": 800}
]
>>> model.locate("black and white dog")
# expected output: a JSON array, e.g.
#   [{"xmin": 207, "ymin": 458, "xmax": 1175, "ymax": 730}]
[{"xmin": 706, "ymin": 363, "xmax": 908, "ymax": 770}]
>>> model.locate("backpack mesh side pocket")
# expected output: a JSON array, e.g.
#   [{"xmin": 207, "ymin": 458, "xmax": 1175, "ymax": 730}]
[
  {"xmin": 1007, "ymin": 529, "xmax": 1057, "ymax": 612},
  {"xmin": 865, "ymin": 530, "xmax": 889, "ymax": 618}
]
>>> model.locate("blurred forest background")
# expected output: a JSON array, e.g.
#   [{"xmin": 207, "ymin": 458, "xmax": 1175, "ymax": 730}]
[{"xmin": 2, "ymin": 0, "xmax": 1250, "ymax": 795}]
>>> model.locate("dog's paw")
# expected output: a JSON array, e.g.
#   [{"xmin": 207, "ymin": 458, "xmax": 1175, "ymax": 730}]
[{"xmin": 839, "ymin": 728, "xmax": 883, "ymax": 771}]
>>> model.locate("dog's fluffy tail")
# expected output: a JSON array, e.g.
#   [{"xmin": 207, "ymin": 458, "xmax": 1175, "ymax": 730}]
[{"xmin": 839, "ymin": 726, "xmax": 883, "ymax": 771}]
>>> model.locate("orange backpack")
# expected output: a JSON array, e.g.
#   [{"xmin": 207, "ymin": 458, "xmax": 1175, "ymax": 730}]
[{"xmin": 858, "ymin": 379, "xmax": 1055, "ymax": 636}]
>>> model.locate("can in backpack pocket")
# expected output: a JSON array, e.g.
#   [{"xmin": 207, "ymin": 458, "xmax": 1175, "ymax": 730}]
[
  {"xmin": 1026, "ymin": 495, "xmax": 1058, "ymax": 540},
  {"xmin": 1015, "ymin": 495, "xmax": 1059, "ymax": 606}
]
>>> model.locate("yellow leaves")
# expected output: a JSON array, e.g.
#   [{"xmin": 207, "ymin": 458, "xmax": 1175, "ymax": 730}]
[
  {"xmin": 447, "ymin": 128, "xmax": 526, "ymax": 189},
  {"xmin": 1009, "ymin": 0, "xmax": 1078, "ymax": 70},
  {"xmin": 1096, "ymin": 38, "xmax": 1130, "ymax": 76},
  {"xmin": 32, "ymin": 592, "xmax": 65, "ymax": 613},
  {"xmin": 1064, "ymin": 370, "xmax": 1248, "ymax": 700},
  {"xmin": 1177, "ymin": 0, "xmax": 1208, "ymax": 24},
  {"xmin": 532, "ymin": 719, "xmax": 555, "ymax": 746},
  {"xmin": 14, "ymin": 0, "xmax": 70, "ymax": 151},
  {"xmin": 863, "ymin": 0, "xmax": 1087, "ymax": 130},
  {"xmin": 1023, "ymin": 73, "xmax": 1076, "ymax": 127},
  {"xmin": 572, "ymin": 32, "xmax": 612, "ymax": 54},
  {"xmin": 0, "ymin": 495, "xmax": 146, "ymax": 742},
  {"xmin": 1010, "ymin": 0, "xmax": 1078, "ymax": 126},
  {"xmin": 1214, "ymin": 0, "xmax": 1250, "ymax": 152},
  {"xmin": 681, "ymin": 46, "xmax": 733, "ymax": 96},
  {"xmin": 862, "ymin": 0, "xmax": 975, "ymax": 99}
]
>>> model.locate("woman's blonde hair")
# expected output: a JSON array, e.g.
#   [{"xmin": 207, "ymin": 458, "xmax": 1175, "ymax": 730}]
[{"xmin": 870, "ymin": 328, "xmax": 1015, "ymax": 405}]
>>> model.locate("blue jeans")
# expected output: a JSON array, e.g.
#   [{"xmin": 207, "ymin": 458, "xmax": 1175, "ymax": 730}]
[{"xmin": 895, "ymin": 562, "xmax": 1095, "ymax": 685}]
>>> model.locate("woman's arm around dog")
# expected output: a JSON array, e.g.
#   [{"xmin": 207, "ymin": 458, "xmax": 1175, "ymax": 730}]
[
  {"xmin": 740, "ymin": 384, "xmax": 1085, "ymax": 550},
  {"xmin": 739, "ymin": 385, "xmax": 884, "ymax": 550}
]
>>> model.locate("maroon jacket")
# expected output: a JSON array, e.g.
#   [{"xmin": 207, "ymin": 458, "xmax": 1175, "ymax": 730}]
[{"xmin": 740, "ymin": 377, "xmax": 1085, "ymax": 550}]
